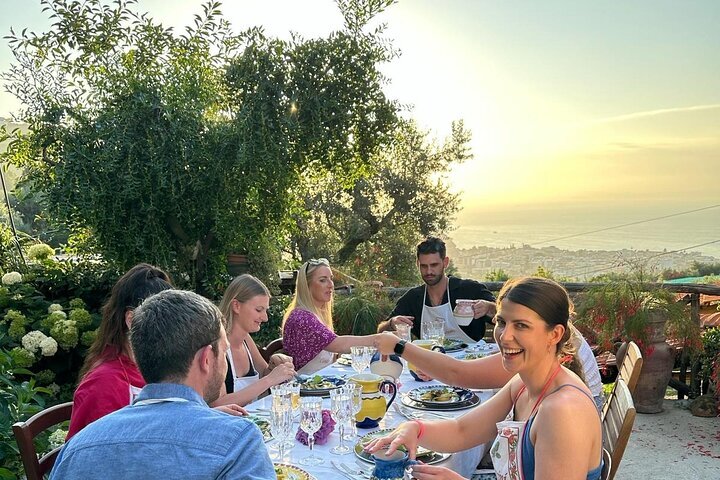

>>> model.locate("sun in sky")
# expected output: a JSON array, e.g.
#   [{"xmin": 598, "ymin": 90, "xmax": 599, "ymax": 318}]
[{"xmin": 1, "ymin": 0, "xmax": 718, "ymax": 225}]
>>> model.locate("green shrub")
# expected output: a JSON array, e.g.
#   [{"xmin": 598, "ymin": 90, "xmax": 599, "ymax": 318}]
[{"xmin": 333, "ymin": 286, "xmax": 394, "ymax": 336}]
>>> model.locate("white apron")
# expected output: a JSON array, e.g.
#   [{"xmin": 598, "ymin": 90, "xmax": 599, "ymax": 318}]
[
  {"xmin": 297, "ymin": 349, "xmax": 335, "ymax": 375},
  {"xmin": 227, "ymin": 342, "xmax": 260, "ymax": 396},
  {"xmin": 490, "ymin": 364, "xmax": 563, "ymax": 480},
  {"xmin": 421, "ymin": 283, "xmax": 476, "ymax": 344}
]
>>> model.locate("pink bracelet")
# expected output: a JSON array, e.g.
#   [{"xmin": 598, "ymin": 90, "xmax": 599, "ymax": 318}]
[{"xmin": 411, "ymin": 419, "xmax": 425, "ymax": 439}]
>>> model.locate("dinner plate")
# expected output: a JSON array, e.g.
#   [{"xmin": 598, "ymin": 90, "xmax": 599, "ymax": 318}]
[
  {"xmin": 273, "ymin": 463, "xmax": 315, "ymax": 480},
  {"xmin": 464, "ymin": 341, "xmax": 499, "ymax": 354},
  {"xmin": 248, "ymin": 416, "xmax": 272, "ymax": 442},
  {"xmin": 298, "ymin": 374, "xmax": 346, "ymax": 397},
  {"xmin": 406, "ymin": 386, "xmax": 474, "ymax": 406},
  {"xmin": 354, "ymin": 429, "xmax": 450, "ymax": 465},
  {"xmin": 401, "ymin": 391, "xmax": 480, "ymax": 411},
  {"xmin": 337, "ymin": 354, "xmax": 353, "ymax": 366},
  {"xmin": 460, "ymin": 351, "xmax": 491, "ymax": 360},
  {"xmin": 441, "ymin": 338, "xmax": 467, "ymax": 353}
]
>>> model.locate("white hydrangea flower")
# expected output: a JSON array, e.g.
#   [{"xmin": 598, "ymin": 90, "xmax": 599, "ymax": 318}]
[
  {"xmin": 21, "ymin": 331, "xmax": 48, "ymax": 354},
  {"xmin": 1, "ymin": 271, "xmax": 22, "ymax": 285},
  {"xmin": 40, "ymin": 336, "xmax": 58, "ymax": 356},
  {"xmin": 48, "ymin": 304, "xmax": 64, "ymax": 313},
  {"xmin": 48, "ymin": 383, "xmax": 61, "ymax": 395},
  {"xmin": 48, "ymin": 429, "xmax": 67, "ymax": 450}
]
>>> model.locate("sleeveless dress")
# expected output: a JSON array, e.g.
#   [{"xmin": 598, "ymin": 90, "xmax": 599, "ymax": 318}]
[
  {"xmin": 490, "ymin": 364, "xmax": 603, "ymax": 480},
  {"xmin": 224, "ymin": 341, "xmax": 260, "ymax": 398}
]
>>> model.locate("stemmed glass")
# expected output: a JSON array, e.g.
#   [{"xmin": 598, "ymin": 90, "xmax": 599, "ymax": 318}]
[
  {"xmin": 343, "ymin": 383, "xmax": 363, "ymax": 441},
  {"xmin": 350, "ymin": 346, "xmax": 370, "ymax": 374},
  {"xmin": 269, "ymin": 403, "xmax": 293, "ymax": 461},
  {"xmin": 329, "ymin": 389, "xmax": 352, "ymax": 454},
  {"xmin": 299, "ymin": 397, "xmax": 324, "ymax": 466},
  {"xmin": 424, "ymin": 318, "xmax": 445, "ymax": 347},
  {"xmin": 269, "ymin": 384, "xmax": 295, "ymax": 450}
]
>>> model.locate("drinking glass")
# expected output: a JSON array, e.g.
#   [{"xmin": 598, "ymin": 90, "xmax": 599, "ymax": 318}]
[
  {"xmin": 395, "ymin": 322, "xmax": 412, "ymax": 343},
  {"xmin": 351, "ymin": 346, "xmax": 370, "ymax": 374},
  {"xmin": 362, "ymin": 346, "xmax": 377, "ymax": 367},
  {"xmin": 269, "ymin": 383, "xmax": 295, "ymax": 450},
  {"xmin": 343, "ymin": 383, "xmax": 363, "ymax": 441},
  {"xmin": 299, "ymin": 397, "xmax": 324, "ymax": 466},
  {"xmin": 329, "ymin": 389, "xmax": 351, "ymax": 454},
  {"xmin": 423, "ymin": 318, "xmax": 445, "ymax": 347},
  {"xmin": 287, "ymin": 381, "xmax": 301, "ymax": 414},
  {"xmin": 269, "ymin": 403, "xmax": 293, "ymax": 461}
]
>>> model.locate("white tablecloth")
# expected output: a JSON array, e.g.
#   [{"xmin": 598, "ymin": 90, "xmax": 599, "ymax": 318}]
[{"xmin": 247, "ymin": 344, "xmax": 499, "ymax": 479}]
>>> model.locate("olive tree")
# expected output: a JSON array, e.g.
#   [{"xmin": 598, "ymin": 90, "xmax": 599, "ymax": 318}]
[{"xmin": 1, "ymin": 0, "xmax": 398, "ymax": 292}]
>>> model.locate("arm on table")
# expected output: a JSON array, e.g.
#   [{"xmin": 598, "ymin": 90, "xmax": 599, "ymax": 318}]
[{"xmin": 375, "ymin": 333, "xmax": 513, "ymax": 389}]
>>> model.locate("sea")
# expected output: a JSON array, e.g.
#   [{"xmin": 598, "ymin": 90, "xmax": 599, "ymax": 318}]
[{"xmin": 450, "ymin": 205, "xmax": 720, "ymax": 260}]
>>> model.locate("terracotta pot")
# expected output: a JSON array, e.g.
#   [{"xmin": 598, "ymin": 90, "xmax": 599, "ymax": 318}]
[
  {"xmin": 616, "ymin": 309, "xmax": 674, "ymax": 413},
  {"xmin": 226, "ymin": 254, "xmax": 250, "ymax": 277}
]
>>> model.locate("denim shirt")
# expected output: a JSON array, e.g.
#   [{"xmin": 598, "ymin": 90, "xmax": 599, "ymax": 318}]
[{"xmin": 51, "ymin": 383, "xmax": 274, "ymax": 479}]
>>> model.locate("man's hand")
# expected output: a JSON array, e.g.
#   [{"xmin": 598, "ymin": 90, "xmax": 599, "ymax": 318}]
[
  {"xmin": 472, "ymin": 300, "xmax": 496, "ymax": 319},
  {"xmin": 213, "ymin": 404, "xmax": 248, "ymax": 416},
  {"xmin": 390, "ymin": 315, "xmax": 414, "ymax": 329}
]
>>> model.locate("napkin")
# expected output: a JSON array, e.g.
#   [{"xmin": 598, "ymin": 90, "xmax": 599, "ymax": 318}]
[{"xmin": 295, "ymin": 409, "xmax": 335, "ymax": 445}]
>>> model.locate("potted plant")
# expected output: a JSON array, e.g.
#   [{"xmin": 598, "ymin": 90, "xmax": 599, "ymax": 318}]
[{"xmin": 576, "ymin": 276, "xmax": 702, "ymax": 413}]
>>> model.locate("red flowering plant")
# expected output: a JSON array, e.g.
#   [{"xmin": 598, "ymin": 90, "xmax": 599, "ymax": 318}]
[{"xmin": 575, "ymin": 277, "xmax": 701, "ymax": 358}]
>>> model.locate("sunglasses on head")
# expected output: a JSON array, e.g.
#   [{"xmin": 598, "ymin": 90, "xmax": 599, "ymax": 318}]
[{"xmin": 305, "ymin": 258, "xmax": 329, "ymax": 272}]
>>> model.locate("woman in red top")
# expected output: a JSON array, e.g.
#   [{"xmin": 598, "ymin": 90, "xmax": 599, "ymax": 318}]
[{"xmin": 67, "ymin": 264, "xmax": 173, "ymax": 439}]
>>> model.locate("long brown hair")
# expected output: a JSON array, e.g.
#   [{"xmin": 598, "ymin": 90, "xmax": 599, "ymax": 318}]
[{"xmin": 78, "ymin": 263, "xmax": 173, "ymax": 381}]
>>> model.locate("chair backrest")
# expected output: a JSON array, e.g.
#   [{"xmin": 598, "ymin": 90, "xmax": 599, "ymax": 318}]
[
  {"xmin": 602, "ymin": 379, "xmax": 636, "ymax": 480},
  {"xmin": 260, "ymin": 337, "xmax": 284, "ymax": 363},
  {"xmin": 618, "ymin": 341, "xmax": 643, "ymax": 395},
  {"xmin": 602, "ymin": 341, "xmax": 642, "ymax": 420},
  {"xmin": 600, "ymin": 447, "xmax": 612, "ymax": 480},
  {"xmin": 12, "ymin": 401, "xmax": 73, "ymax": 480}
]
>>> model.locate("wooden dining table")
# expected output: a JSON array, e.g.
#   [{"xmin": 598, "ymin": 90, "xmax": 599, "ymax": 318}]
[{"xmin": 246, "ymin": 342, "xmax": 499, "ymax": 479}]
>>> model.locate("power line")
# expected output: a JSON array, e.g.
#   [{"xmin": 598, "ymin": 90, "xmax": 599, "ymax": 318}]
[
  {"xmin": 569, "ymin": 238, "xmax": 720, "ymax": 279},
  {"xmin": 530, "ymin": 204, "xmax": 720, "ymax": 247}
]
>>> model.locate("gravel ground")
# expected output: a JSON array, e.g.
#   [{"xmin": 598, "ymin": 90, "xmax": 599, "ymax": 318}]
[{"xmin": 617, "ymin": 399, "xmax": 720, "ymax": 479}]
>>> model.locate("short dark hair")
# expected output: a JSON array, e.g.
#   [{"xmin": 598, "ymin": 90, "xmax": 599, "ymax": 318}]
[
  {"xmin": 130, "ymin": 290, "xmax": 223, "ymax": 384},
  {"xmin": 416, "ymin": 237, "xmax": 446, "ymax": 259}
]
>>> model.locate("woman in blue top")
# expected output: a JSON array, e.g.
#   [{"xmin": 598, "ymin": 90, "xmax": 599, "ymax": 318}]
[{"xmin": 369, "ymin": 277, "xmax": 603, "ymax": 480}]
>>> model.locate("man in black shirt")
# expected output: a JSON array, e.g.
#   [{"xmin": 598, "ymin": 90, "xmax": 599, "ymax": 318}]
[{"xmin": 377, "ymin": 237, "xmax": 496, "ymax": 342}]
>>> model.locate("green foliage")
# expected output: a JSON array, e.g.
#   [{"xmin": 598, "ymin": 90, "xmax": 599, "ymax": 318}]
[
  {"xmin": 0, "ymin": 346, "xmax": 52, "ymax": 478},
  {"xmin": 575, "ymin": 273, "xmax": 700, "ymax": 356},
  {"xmin": 2, "ymin": 0, "xmax": 398, "ymax": 292},
  {"xmin": 292, "ymin": 119, "xmax": 470, "ymax": 284},
  {"xmin": 485, "ymin": 269, "xmax": 510, "ymax": 282},
  {"xmin": 26, "ymin": 243, "xmax": 54, "ymax": 262},
  {"xmin": 697, "ymin": 327, "xmax": 720, "ymax": 381},
  {"xmin": 334, "ymin": 286, "xmax": 394, "ymax": 335}
]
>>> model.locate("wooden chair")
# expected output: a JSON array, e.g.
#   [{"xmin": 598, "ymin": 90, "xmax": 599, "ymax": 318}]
[
  {"xmin": 602, "ymin": 341, "xmax": 642, "ymax": 420},
  {"xmin": 602, "ymin": 379, "xmax": 636, "ymax": 480},
  {"xmin": 601, "ymin": 447, "xmax": 612, "ymax": 480},
  {"xmin": 260, "ymin": 337, "xmax": 284, "ymax": 362},
  {"xmin": 12, "ymin": 401, "xmax": 73, "ymax": 480}
]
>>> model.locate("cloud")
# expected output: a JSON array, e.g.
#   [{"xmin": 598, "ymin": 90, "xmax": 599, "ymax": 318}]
[{"xmin": 595, "ymin": 104, "xmax": 720, "ymax": 124}]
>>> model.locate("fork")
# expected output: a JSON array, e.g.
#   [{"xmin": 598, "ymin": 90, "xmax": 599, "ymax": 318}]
[
  {"xmin": 333, "ymin": 460, "xmax": 371, "ymax": 479},
  {"xmin": 329, "ymin": 461, "xmax": 360, "ymax": 480}
]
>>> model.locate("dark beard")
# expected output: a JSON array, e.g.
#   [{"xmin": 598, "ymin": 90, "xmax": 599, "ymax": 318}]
[{"xmin": 423, "ymin": 274, "xmax": 443, "ymax": 286}]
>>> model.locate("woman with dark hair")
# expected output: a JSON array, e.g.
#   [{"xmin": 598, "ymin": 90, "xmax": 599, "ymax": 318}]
[
  {"xmin": 369, "ymin": 277, "xmax": 603, "ymax": 480},
  {"xmin": 67, "ymin": 264, "xmax": 173, "ymax": 438}
]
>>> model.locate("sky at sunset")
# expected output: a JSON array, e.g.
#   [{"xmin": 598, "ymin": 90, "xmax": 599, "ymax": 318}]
[{"xmin": 1, "ymin": 1, "xmax": 719, "ymax": 236}]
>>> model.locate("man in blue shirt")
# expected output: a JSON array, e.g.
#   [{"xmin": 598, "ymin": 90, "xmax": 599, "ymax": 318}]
[{"xmin": 51, "ymin": 289, "xmax": 274, "ymax": 479}]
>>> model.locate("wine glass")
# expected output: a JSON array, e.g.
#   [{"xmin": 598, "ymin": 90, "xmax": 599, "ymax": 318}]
[
  {"xmin": 299, "ymin": 397, "xmax": 324, "ymax": 466},
  {"xmin": 269, "ymin": 403, "xmax": 293, "ymax": 461},
  {"xmin": 351, "ymin": 346, "xmax": 370, "ymax": 374},
  {"xmin": 362, "ymin": 346, "xmax": 377, "ymax": 367},
  {"xmin": 329, "ymin": 389, "xmax": 351, "ymax": 454},
  {"xmin": 424, "ymin": 318, "xmax": 445, "ymax": 347},
  {"xmin": 269, "ymin": 384, "xmax": 295, "ymax": 450},
  {"xmin": 343, "ymin": 383, "xmax": 363, "ymax": 441}
]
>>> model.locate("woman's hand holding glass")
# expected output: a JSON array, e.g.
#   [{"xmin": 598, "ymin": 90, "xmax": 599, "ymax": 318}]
[{"xmin": 266, "ymin": 361, "xmax": 296, "ymax": 386}]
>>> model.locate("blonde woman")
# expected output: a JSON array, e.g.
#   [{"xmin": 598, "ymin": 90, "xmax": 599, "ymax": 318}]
[
  {"xmin": 212, "ymin": 274, "xmax": 295, "ymax": 407},
  {"xmin": 282, "ymin": 258, "xmax": 385, "ymax": 374}
]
